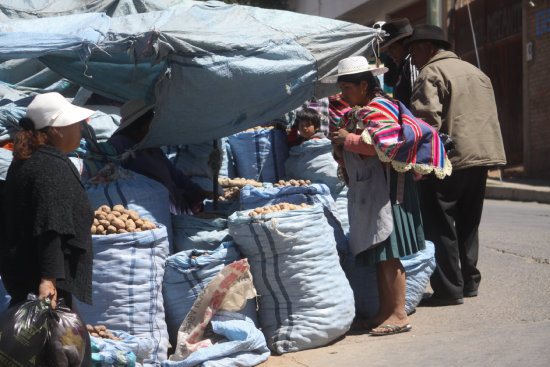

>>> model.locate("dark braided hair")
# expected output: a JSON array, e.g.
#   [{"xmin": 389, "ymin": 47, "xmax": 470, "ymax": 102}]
[{"xmin": 13, "ymin": 117, "xmax": 50, "ymax": 161}]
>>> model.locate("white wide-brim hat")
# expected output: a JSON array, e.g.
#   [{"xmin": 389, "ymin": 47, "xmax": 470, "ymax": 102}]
[
  {"xmin": 27, "ymin": 92, "xmax": 95, "ymax": 130},
  {"xmin": 113, "ymin": 98, "xmax": 154, "ymax": 135},
  {"xmin": 320, "ymin": 56, "xmax": 388, "ymax": 84}
]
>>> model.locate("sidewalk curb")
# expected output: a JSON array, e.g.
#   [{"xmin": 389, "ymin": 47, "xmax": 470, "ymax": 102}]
[{"xmin": 485, "ymin": 184, "xmax": 550, "ymax": 204}]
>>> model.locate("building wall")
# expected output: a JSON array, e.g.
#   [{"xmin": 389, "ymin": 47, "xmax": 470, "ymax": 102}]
[{"xmin": 525, "ymin": 0, "xmax": 550, "ymax": 177}]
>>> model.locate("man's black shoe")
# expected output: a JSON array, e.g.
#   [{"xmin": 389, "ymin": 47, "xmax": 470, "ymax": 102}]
[
  {"xmin": 419, "ymin": 295, "xmax": 464, "ymax": 307},
  {"xmin": 463, "ymin": 289, "xmax": 478, "ymax": 297}
]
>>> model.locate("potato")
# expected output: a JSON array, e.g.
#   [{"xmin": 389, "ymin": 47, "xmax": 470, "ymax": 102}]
[
  {"xmin": 93, "ymin": 218, "xmax": 99, "ymax": 226},
  {"xmin": 91, "ymin": 225, "xmax": 97, "ymax": 234},
  {"xmin": 99, "ymin": 219, "xmax": 110, "ymax": 228},
  {"xmin": 111, "ymin": 218, "xmax": 125, "ymax": 230},
  {"xmin": 91, "ymin": 332, "xmax": 99, "ymax": 337},
  {"xmin": 112, "ymin": 211, "xmax": 121, "ymax": 217},
  {"xmin": 96, "ymin": 224, "xmax": 104, "ymax": 233},
  {"xmin": 95, "ymin": 212, "xmax": 107, "ymax": 221},
  {"xmin": 101, "ymin": 230, "xmax": 107, "ymax": 235},
  {"xmin": 99, "ymin": 205, "xmax": 111, "ymax": 213},
  {"xmin": 106, "ymin": 213, "xmax": 116, "ymax": 222},
  {"xmin": 125, "ymin": 219, "xmax": 136, "ymax": 231},
  {"xmin": 135, "ymin": 219, "xmax": 144, "ymax": 228},
  {"xmin": 120, "ymin": 214, "xmax": 129, "ymax": 221},
  {"xmin": 127, "ymin": 210, "xmax": 139, "ymax": 221},
  {"xmin": 112, "ymin": 204, "xmax": 125, "ymax": 212},
  {"xmin": 118, "ymin": 228, "xmax": 128, "ymax": 234},
  {"xmin": 107, "ymin": 225, "xmax": 117, "ymax": 234}
]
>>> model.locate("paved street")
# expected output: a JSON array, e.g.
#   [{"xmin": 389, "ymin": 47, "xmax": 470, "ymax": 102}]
[{"xmin": 260, "ymin": 199, "xmax": 550, "ymax": 367}]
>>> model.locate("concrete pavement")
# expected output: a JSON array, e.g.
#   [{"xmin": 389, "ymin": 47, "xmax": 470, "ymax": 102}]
[{"xmin": 257, "ymin": 200, "xmax": 550, "ymax": 367}]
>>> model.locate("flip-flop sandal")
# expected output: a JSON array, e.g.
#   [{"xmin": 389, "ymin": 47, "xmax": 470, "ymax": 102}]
[{"xmin": 370, "ymin": 324, "xmax": 412, "ymax": 336}]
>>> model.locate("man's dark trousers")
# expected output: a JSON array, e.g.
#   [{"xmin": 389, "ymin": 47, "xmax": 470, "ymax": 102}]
[{"xmin": 418, "ymin": 166, "xmax": 488, "ymax": 299}]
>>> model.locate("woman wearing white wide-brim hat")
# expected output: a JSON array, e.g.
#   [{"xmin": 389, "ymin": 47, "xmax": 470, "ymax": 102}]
[
  {"xmin": 1, "ymin": 92, "xmax": 95, "ymax": 365},
  {"xmin": 324, "ymin": 56, "xmax": 427, "ymax": 336}
]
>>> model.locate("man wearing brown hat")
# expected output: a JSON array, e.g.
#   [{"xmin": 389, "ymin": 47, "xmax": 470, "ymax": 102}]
[
  {"xmin": 378, "ymin": 18, "xmax": 418, "ymax": 107},
  {"xmin": 408, "ymin": 25, "xmax": 506, "ymax": 306}
]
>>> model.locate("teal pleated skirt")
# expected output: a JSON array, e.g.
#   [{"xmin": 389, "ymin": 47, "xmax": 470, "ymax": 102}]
[{"xmin": 356, "ymin": 169, "xmax": 425, "ymax": 266}]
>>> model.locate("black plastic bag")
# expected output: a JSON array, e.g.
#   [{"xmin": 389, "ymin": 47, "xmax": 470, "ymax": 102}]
[
  {"xmin": 43, "ymin": 298, "xmax": 87, "ymax": 367},
  {"xmin": 0, "ymin": 295, "xmax": 50, "ymax": 366}
]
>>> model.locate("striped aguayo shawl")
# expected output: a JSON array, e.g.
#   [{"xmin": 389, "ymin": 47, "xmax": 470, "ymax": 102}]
[
  {"xmin": 344, "ymin": 97, "xmax": 452, "ymax": 179},
  {"xmin": 328, "ymin": 93, "xmax": 352, "ymax": 132}
]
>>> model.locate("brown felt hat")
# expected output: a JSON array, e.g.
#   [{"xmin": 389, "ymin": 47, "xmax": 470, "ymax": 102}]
[{"xmin": 378, "ymin": 18, "xmax": 413, "ymax": 52}]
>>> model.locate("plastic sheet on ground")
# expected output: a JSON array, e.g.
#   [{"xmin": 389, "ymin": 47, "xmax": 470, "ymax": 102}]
[
  {"xmin": 90, "ymin": 330, "xmax": 156, "ymax": 367},
  {"xmin": 162, "ymin": 311, "xmax": 269, "ymax": 367}
]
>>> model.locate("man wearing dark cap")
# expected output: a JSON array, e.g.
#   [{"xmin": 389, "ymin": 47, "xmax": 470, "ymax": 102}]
[
  {"xmin": 408, "ymin": 25, "xmax": 506, "ymax": 306},
  {"xmin": 378, "ymin": 18, "xmax": 417, "ymax": 107}
]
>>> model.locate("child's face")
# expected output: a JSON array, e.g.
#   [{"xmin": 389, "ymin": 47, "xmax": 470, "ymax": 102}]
[{"xmin": 298, "ymin": 120, "xmax": 316, "ymax": 139}]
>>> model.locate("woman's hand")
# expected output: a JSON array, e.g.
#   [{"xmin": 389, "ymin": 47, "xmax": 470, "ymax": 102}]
[
  {"xmin": 39, "ymin": 278, "xmax": 57, "ymax": 309},
  {"xmin": 330, "ymin": 129, "xmax": 350, "ymax": 145}
]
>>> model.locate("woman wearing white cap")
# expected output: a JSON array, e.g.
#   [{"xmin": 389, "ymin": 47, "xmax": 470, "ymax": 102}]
[
  {"xmin": 1, "ymin": 92, "xmax": 94, "ymax": 364},
  {"xmin": 323, "ymin": 56, "xmax": 427, "ymax": 336}
]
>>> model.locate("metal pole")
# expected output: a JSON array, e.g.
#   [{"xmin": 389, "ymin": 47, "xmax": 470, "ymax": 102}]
[
  {"xmin": 466, "ymin": 1, "xmax": 482, "ymax": 69},
  {"xmin": 427, "ymin": 0, "xmax": 442, "ymax": 26}
]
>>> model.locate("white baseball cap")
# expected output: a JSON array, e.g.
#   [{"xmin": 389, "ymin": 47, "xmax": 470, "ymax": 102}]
[
  {"xmin": 320, "ymin": 56, "xmax": 388, "ymax": 83},
  {"xmin": 26, "ymin": 92, "xmax": 95, "ymax": 130}
]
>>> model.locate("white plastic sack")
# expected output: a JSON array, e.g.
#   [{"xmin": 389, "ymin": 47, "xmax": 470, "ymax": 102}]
[
  {"xmin": 171, "ymin": 214, "xmax": 231, "ymax": 252},
  {"xmin": 334, "ymin": 186, "xmax": 349, "ymax": 235},
  {"xmin": 284, "ymin": 139, "xmax": 344, "ymax": 195},
  {"xmin": 76, "ymin": 226, "xmax": 170, "ymax": 365},
  {"xmin": 343, "ymin": 241, "xmax": 436, "ymax": 317},
  {"xmin": 239, "ymin": 184, "xmax": 347, "ymax": 253},
  {"xmin": 85, "ymin": 169, "xmax": 173, "ymax": 249},
  {"xmin": 401, "ymin": 241, "xmax": 437, "ymax": 313},
  {"xmin": 228, "ymin": 204, "xmax": 355, "ymax": 354},
  {"xmin": 227, "ymin": 129, "xmax": 288, "ymax": 183},
  {"xmin": 0, "ymin": 148, "xmax": 13, "ymax": 180}
]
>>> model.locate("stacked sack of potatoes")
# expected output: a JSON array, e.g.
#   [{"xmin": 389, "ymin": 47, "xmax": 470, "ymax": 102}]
[
  {"xmin": 91, "ymin": 205, "xmax": 157, "ymax": 235},
  {"xmin": 87, "ymin": 324, "xmax": 123, "ymax": 341},
  {"xmin": 248, "ymin": 202, "xmax": 310, "ymax": 217},
  {"xmin": 218, "ymin": 177, "xmax": 263, "ymax": 201},
  {"xmin": 241, "ymin": 126, "xmax": 275, "ymax": 133},
  {"xmin": 273, "ymin": 179, "xmax": 311, "ymax": 187}
]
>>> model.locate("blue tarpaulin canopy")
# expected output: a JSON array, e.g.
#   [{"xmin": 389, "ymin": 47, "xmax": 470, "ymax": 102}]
[{"xmin": 0, "ymin": 0, "xmax": 381, "ymax": 147}]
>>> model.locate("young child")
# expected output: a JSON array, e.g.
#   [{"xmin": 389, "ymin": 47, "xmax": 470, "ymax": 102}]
[{"xmin": 287, "ymin": 108, "xmax": 326, "ymax": 147}]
